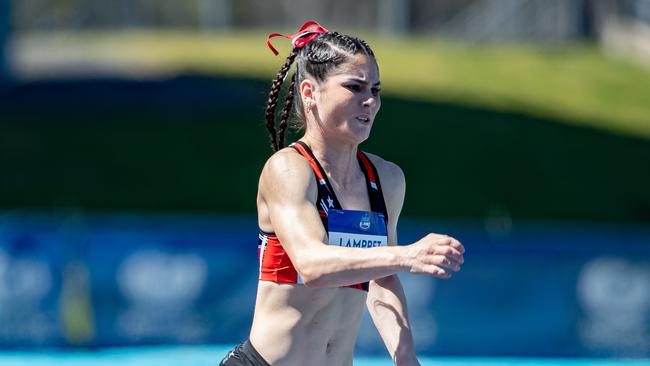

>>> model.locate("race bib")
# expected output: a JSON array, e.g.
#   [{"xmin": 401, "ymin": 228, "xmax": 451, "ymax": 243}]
[{"xmin": 327, "ymin": 209, "xmax": 388, "ymax": 248}]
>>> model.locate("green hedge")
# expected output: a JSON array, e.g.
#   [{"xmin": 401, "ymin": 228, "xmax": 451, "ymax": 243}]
[{"xmin": 1, "ymin": 76, "xmax": 649, "ymax": 222}]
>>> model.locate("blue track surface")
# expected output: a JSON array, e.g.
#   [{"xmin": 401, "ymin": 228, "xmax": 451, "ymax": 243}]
[{"xmin": 0, "ymin": 346, "xmax": 647, "ymax": 366}]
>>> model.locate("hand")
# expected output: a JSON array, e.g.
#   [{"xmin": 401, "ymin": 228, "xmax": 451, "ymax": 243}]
[{"xmin": 403, "ymin": 233, "xmax": 465, "ymax": 278}]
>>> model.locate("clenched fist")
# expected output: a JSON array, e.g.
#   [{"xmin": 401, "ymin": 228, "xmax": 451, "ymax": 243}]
[{"xmin": 403, "ymin": 233, "xmax": 465, "ymax": 278}]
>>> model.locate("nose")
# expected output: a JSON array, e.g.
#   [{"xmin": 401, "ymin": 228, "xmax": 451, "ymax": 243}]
[{"xmin": 362, "ymin": 95, "xmax": 378, "ymax": 109}]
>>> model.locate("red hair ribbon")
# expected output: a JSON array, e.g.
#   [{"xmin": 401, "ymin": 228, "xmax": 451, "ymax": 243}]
[{"xmin": 266, "ymin": 20, "xmax": 329, "ymax": 56}]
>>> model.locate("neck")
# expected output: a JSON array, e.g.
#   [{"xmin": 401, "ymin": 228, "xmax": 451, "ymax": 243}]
[{"xmin": 300, "ymin": 130, "xmax": 361, "ymax": 186}]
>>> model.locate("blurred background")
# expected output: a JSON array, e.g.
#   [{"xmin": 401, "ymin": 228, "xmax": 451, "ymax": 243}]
[{"xmin": 1, "ymin": 0, "xmax": 649, "ymax": 361}]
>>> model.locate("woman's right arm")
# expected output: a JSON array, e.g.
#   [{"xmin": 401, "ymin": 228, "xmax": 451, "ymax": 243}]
[{"xmin": 260, "ymin": 150, "xmax": 464, "ymax": 288}]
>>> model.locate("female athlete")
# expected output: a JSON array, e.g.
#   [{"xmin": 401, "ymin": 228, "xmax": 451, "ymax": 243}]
[{"xmin": 220, "ymin": 21, "xmax": 465, "ymax": 366}]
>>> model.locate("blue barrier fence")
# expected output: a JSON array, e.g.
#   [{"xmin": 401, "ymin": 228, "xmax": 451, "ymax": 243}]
[{"xmin": 0, "ymin": 211, "xmax": 648, "ymax": 357}]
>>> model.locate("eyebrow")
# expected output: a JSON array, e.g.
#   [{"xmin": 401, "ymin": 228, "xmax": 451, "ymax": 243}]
[{"xmin": 346, "ymin": 78, "xmax": 381, "ymax": 86}]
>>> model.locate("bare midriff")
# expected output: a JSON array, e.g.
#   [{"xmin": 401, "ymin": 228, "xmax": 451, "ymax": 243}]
[{"xmin": 249, "ymin": 281, "xmax": 367, "ymax": 366}]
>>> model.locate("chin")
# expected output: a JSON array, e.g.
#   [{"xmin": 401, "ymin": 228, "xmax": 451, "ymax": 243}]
[
  {"xmin": 347, "ymin": 131, "xmax": 371, "ymax": 144},
  {"xmin": 335, "ymin": 121, "xmax": 373, "ymax": 144}
]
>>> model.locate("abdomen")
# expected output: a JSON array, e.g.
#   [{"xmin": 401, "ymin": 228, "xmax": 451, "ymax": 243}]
[{"xmin": 249, "ymin": 281, "xmax": 366, "ymax": 366}]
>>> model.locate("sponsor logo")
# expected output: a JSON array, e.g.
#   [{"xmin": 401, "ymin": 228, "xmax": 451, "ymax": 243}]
[
  {"xmin": 359, "ymin": 213, "xmax": 371, "ymax": 230},
  {"xmin": 222, "ymin": 349, "xmax": 236, "ymax": 363}
]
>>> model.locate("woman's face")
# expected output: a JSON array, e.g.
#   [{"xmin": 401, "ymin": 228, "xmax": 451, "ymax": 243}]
[{"xmin": 308, "ymin": 54, "xmax": 381, "ymax": 144}]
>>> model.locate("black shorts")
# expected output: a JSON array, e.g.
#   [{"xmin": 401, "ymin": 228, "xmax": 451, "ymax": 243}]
[{"xmin": 219, "ymin": 339, "xmax": 270, "ymax": 366}]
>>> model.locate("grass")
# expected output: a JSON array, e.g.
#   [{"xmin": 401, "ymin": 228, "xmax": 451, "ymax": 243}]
[{"xmin": 13, "ymin": 30, "xmax": 650, "ymax": 139}]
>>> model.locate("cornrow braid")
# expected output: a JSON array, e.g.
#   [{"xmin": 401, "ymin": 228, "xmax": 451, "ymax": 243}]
[
  {"xmin": 357, "ymin": 39, "xmax": 375, "ymax": 58},
  {"xmin": 331, "ymin": 31, "xmax": 357, "ymax": 52},
  {"xmin": 264, "ymin": 48, "xmax": 298, "ymax": 152},
  {"xmin": 277, "ymin": 72, "xmax": 296, "ymax": 150},
  {"xmin": 329, "ymin": 32, "xmax": 374, "ymax": 59}
]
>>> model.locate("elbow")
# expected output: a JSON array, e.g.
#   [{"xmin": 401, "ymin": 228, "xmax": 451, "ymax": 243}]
[
  {"xmin": 297, "ymin": 265, "xmax": 324, "ymax": 288},
  {"xmin": 302, "ymin": 276, "xmax": 328, "ymax": 288},
  {"xmin": 294, "ymin": 256, "xmax": 326, "ymax": 288},
  {"xmin": 301, "ymin": 274, "xmax": 321, "ymax": 288}
]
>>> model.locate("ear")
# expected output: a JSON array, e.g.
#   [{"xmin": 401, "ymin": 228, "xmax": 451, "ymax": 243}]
[{"xmin": 300, "ymin": 78, "xmax": 317, "ymax": 108}]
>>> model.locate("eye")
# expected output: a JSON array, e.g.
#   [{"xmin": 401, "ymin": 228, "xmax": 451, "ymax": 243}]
[
  {"xmin": 345, "ymin": 84, "xmax": 361, "ymax": 92},
  {"xmin": 371, "ymin": 87, "xmax": 381, "ymax": 96}
]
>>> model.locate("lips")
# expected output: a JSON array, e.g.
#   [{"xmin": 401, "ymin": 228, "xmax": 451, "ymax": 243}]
[{"xmin": 356, "ymin": 115, "xmax": 370, "ymax": 123}]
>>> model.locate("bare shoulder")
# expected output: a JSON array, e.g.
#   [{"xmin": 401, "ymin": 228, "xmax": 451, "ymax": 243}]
[
  {"xmin": 261, "ymin": 147, "xmax": 311, "ymax": 177},
  {"xmin": 259, "ymin": 147, "xmax": 317, "ymax": 202}
]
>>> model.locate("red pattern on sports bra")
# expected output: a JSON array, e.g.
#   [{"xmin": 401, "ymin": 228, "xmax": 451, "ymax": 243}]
[
  {"xmin": 357, "ymin": 151, "xmax": 379, "ymax": 189},
  {"xmin": 291, "ymin": 143, "xmax": 328, "ymax": 186},
  {"xmin": 258, "ymin": 232, "xmax": 300, "ymax": 283}
]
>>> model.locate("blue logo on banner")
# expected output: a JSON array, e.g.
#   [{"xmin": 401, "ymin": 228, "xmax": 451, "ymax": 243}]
[
  {"xmin": 327, "ymin": 209, "xmax": 386, "ymax": 236},
  {"xmin": 359, "ymin": 213, "xmax": 371, "ymax": 230}
]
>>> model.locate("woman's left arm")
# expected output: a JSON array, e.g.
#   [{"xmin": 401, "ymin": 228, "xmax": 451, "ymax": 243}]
[
  {"xmin": 367, "ymin": 274, "xmax": 419, "ymax": 366},
  {"xmin": 365, "ymin": 157, "xmax": 420, "ymax": 366}
]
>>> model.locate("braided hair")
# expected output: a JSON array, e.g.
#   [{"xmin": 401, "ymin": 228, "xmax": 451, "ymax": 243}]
[{"xmin": 264, "ymin": 32, "xmax": 375, "ymax": 152}]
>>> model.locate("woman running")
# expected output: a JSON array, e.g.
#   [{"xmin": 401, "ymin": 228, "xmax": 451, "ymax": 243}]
[{"xmin": 220, "ymin": 21, "xmax": 465, "ymax": 366}]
